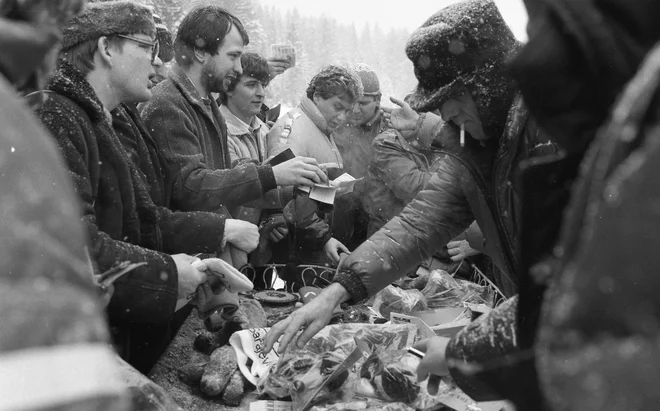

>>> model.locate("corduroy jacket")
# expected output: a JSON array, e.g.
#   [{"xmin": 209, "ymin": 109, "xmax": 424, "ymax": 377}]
[
  {"xmin": 140, "ymin": 65, "xmax": 277, "ymax": 213},
  {"xmin": 112, "ymin": 103, "xmax": 229, "ymax": 255}
]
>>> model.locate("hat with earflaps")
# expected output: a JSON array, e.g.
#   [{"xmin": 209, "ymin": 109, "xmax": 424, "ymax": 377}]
[
  {"xmin": 61, "ymin": 1, "xmax": 156, "ymax": 52},
  {"xmin": 405, "ymin": 0, "xmax": 521, "ymax": 139}
]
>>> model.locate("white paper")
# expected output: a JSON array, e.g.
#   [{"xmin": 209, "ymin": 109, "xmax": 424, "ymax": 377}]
[{"xmin": 229, "ymin": 328, "xmax": 281, "ymax": 385}]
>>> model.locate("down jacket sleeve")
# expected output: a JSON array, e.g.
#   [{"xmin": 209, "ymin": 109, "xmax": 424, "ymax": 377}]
[
  {"xmin": 370, "ymin": 131, "xmax": 433, "ymax": 204},
  {"xmin": 333, "ymin": 156, "xmax": 476, "ymax": 302}
]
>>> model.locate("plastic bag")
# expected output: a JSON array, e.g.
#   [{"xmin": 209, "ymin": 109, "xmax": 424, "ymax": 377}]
[
  {"xmin": 421, "ymin": 270, "xmax": 495, "ymax": 308},
  {"xmin": 372, "ymin": 285, "xmax": 428, "ymax": 319},
  {"xmin": 258, "ymin": 323, "xmax": 416, "ymax": 400}
]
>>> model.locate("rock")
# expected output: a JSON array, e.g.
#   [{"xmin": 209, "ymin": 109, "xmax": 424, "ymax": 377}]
[
  {"xmin": 177, "ymin": 352, "xmax": 209, "ymax": 386},
  {"xmin": 193, "ymin": 331, "xmax": 222, "ymax": 356},
  {"xmin": 200, "ymin": 346, "xmax": 237, "ymax": 396},
  {"xmin": 221, "ymin": 369, "xmax": 244, "ymax": 406}
]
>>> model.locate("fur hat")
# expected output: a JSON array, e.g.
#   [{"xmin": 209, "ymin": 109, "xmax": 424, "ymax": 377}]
[
  {"xmin": 61, "ymin": 1, "xmax": 155, "ymax": 52},
  {"xmin": 351, "ymin": 63, "xmax": 380, "ymax": 96},
  {"xmin": 405, "ymin": 0, "xmax": 520, "ymax": 137},
  {"xmin": 153, "ymin": 14, "xmax": 173, "ymax": 63}
]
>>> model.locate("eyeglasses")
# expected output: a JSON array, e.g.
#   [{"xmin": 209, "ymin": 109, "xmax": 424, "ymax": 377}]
[{"xmin": 116, "ymin": 34, "xmax": 160, "ymax": 63}]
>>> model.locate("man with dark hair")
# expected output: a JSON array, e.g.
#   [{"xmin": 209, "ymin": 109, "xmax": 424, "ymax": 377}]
[
  {"xmin": 221, "ymin": 52, "xmax": 271, "ymax": 166},
  {"xmin": 220, "ymin": 52, "xmax": 292, "ymax": 227},
  {"xmin": 141, "ymin": 5, "xmax": 326, "ymax": 216},
  {"xmin": 0, "ymin": 0, "xmax": 130, "ymax": 408},
  {"xmin": 35, "ymin": 1, "xmax": 211, "ymax": 373}
]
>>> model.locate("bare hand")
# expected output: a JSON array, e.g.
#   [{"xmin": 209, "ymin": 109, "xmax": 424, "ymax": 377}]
[
  {"xmin": 172, "ymin": 254, "xmax": 208, "ymax": 299},
  {"xmin": 447, "ymin": 239, "xmax": 480, "ymax": 262},
  {"xmin": 324, "ymin": 237, "xmax": 350, "ymax": 264},
  {"xmin": 225, "ymin": 219, "xmax": 259, "ymax": 253},
  {"xmin": 414, "ymin": 336, "xmax": 451, "ymax": 395},
  {"xmin": 267, "ymin": 58, "xmax": 290, "ymax": 81},
  {"xmin": 272, "ymin": 156, "xmax": 328, "ymax": 187},
  {"xmin": 263, "ymin": 283, "xmax": 348, "ymax": 353},
  {"xmin": 382, "ymin": 96, "xmax": 420, "ymax": 131},
  {"xmin": 269, "ymin": 226, "xmax": 288, "ymax": 243}
]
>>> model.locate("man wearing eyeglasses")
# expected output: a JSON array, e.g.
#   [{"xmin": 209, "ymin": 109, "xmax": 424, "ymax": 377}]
[{"xmin": 34, "ymin": 1, "xmax": 211, "ymax": 373}]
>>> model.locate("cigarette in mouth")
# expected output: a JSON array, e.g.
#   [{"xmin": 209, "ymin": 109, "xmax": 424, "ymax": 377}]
[
  {"xmin": 407, "ymin": 347, "xmax": 425, "ymax": 359},
  {"xmin": 460, "ymin": 123, "xmax": 465, "ymax": 147}
]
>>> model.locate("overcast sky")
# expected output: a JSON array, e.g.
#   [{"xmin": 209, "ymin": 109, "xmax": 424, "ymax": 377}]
[{"xmin": 257, "ymin": 0, "xmax": 529, "ymax": 41}]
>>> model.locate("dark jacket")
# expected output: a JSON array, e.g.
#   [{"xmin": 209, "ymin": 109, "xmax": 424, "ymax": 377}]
[
  {"xmin": 335, "ymin": 98, "xmax": 556, "ymax": 298},
  {"xmin": 0, "ymin": 60, "xmax": 109, "ymax": 351},
  {"xmin": 333, "ymin": 96, "xmax": 559, "ymax": 402},
  {"xmin": 537, "ymin": 43, "xmax": 660, "ymax": 411},
  {"xmin": 140, "ymin": 65, "xmax": 277, "ymax": 213},
  {"xmin": 365, "ymin": 127, "xmax": 444, "ymax": 235},
  {"xmin": 36, "ymin": 60, "xmax": 178, "ymax": 331},
  {"xmin": 112, "ymin": 103, "xmax": 229, "ymax": 255}
]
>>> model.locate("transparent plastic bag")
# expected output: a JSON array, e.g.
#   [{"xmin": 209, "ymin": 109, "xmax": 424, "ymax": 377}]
[
  {"xmin": 372, "ymin": 285, "xmax": 428, "ymax": 319},
  {"xmin": 258, "ymin": 324, "xmax": 416, "ymax": 400},
  {"xmin": 421, "ymin": 270, "xmax": 495, "ymax": 308}
]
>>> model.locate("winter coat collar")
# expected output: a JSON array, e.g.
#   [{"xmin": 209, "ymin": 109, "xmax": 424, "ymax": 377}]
[
  {"xmin": 220, "ymin": 104, "xmax": 265, "ymax": 136},
  {"xmin": 48, "ymin": 59, "xmax": 109, "ymax": 123},
  {"xmin": 300, "ymin": 96, "xmax": 331, "ymax": 136},
  {"xmin": 169, "ymin": 64, "xmax": 211, "ymax": 113},
  {"xmin": 0, "ymin": 18, "xmax": 60, "ymax": 86}
]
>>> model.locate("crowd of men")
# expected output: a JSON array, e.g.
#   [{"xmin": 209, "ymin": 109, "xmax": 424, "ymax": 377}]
[{"xmin": 2, "ymin": 0, "xmax": 660, "ymax": 409}]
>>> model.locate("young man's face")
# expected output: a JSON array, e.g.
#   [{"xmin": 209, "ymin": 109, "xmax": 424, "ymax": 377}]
[
  {"xmin": 227, "ymin": 75, "xmax": 267, "ymax": 120},
  {"xmin": 439, "ymin": 88, "xmax": 487, "ymax": 141},
  {"xmin": 313, "ymin": 93, "xmax": 354, "ymax": 131},
  {"xmin": 201, "ymin": 25, "xmax": 244, "ymax": 94},
  {"xmin": 111, "ymin": 33, "xmax": 160, "ymax": 104},
  {"xmin": 349, "ymin": 95, "xmax": 379, "ymax": 126}
]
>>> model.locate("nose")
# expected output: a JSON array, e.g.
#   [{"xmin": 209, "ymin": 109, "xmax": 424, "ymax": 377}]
[
  {"xmin": 255, "ymin": 83, "xmax": 265, "ymax": 97},
  {"xmin": 234, "ymin": 58, "xmax": 243, "ymax": 76},
  {"xmin": 337, "ymin": 110, "xmax": 348, "ymax": 123},
  {"xmin": 152, "ymin": 55, "xmax": 163, "ymax": 68},
  {"xmin": 352, "ymin": 104, "xmax": 360, "ymax": 114}
]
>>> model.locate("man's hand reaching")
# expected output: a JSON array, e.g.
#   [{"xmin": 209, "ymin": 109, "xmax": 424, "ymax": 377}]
[
  {"xmin": 263, "ymin": 283, "xmax": 350, "ymax": 353},
  {"xmin": 272, "ymin": 156, "xmax": 328, "ymax": 187}
]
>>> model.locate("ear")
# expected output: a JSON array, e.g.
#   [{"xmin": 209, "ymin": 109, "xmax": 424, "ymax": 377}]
[
  {"xmin": 96, "ymin": 36, "xmax": 114, "ymax": 67},
  {"xmin": 312, "ymin": 92, "xmax": 321, "ymax": 105},
  {"xmin": 193, "ymin": 47, "xmax": 207, "ymax": 64}
]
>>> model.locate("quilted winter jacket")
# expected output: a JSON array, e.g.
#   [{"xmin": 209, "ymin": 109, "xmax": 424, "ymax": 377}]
[{"xmin": 365, "ymin": 128, "xmax": 444, "ymax": 235}]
